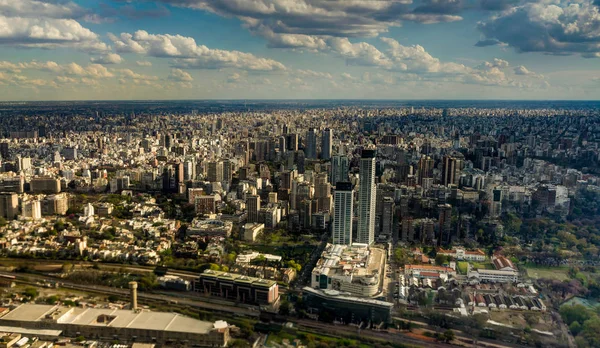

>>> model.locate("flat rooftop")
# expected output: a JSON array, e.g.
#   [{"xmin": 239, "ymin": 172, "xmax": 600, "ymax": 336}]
[{"xmin": 1, "ymin": 304, "xmax": 218, "ymax": 335}]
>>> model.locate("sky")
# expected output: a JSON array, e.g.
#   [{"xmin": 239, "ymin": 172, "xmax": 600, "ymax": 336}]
[{"xmin": 0, "ymin": 0, "xmax": 599, "ymax": 100}]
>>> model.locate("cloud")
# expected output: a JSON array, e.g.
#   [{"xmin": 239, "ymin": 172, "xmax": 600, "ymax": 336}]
[
  {"xmin": 116, "ymin": 68, "xmax": 158, "ymax": 81},
  {"xmin": 168, "ymin": 68, "xmax": 193, "ymax": 81},
  {"xmin": 475, "ymin": 38, "xmax": 504, "ymax": 47},
  {"xmin": 109, "ymin": 30, "xmax": 286, "ymax": 71},
  {"xmin": 514, "ymin": 65, "xmax": 543, "ymax": 78},
  {"xmin": 0, "ymin": 0, "xmax": 109, "ymax": 53},
  {"xmin": 136, "ymin": 60, "xmax": 152, "ymax": 67},
  {"xmin": 90, "ymin": 53, "xmax": 123, "ymax": 65},
  {"xmin": 153, "ymin": 0, "xmax": 466, "ymax": 42},
  {"xmin": 0, "ymin": 0, "xmax": 87, "ymax": 19},
  {"xmin": 295, "ymin": 69, "xmax": 333, "ymax": 79},
  {"xmin": 477, "ymin": 1, "xmax": 600, "ymax": 57}
]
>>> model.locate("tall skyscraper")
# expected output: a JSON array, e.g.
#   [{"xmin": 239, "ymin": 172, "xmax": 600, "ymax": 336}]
[
  {"xmin": 333, "ymin": 182, "xmax": 353, "ymax": 245},
  {"xmin": 321, "ymin": 128, "xmax": 332, "ymax": 160},
  {"xmin": 357, "ymin": 149, "xmax": 376, "ymax": 245},
  {"xmin": 331, "ymin": 154, "xmax": 349, "ymax": 186},
  {"xmin": 246, "ymin": 195, "xmax": 261, "ymax": 223},
  {"xmin": 305, "ymin": 128, "xmax": 317, "ymax": 159}
]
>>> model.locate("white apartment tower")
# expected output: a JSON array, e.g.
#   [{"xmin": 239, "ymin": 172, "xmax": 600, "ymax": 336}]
[
  {"xmin": 333, "ymin": 182, "xmax": 353, "ymax": 245},
  {"xmin": 357, "ymin": 150, "xmax": 376, "ymax": 245}
]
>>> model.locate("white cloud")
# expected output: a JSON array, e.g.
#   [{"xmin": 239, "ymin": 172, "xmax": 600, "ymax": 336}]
[
  {"xmin": 136, "ymin": 60, "xmax": 152, "ymax": 67},
  {"xmin": 109, "ymin": 30, "xmax": 286, "ymax": 71},
  {"xmin": 0, "ymin": 7, "xmax": 108, "ymax": 53},
  {"xmin": 90, "ymin": 53, "xmax": 123, "ymax": 65},
  {"xmin": 168, "ymin": 68, "xmax": 193, "ymax": 82}
]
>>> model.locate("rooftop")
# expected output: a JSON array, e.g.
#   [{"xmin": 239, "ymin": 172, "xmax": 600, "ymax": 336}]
[{"xmin": 1, "ymin": 304, "xmax": 221, "ymax": 335}]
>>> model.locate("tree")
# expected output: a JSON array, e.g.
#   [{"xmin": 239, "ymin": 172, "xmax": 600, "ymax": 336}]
[
  {"xmin": 0, "ymin": 217, "xmax": 7, "ymax": 227},
  {"xmin": 23, "ymin": 287, "xmax": 38, "ymax": 299},
  {"xmin": 435, "ymin": 254, "xmax": 450, "ymax": 266},
  {"xmin": 570, "ymin": 321, "xmax": 583, "ymax": 336}
]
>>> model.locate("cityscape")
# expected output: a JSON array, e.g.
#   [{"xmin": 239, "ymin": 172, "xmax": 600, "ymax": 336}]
[{"xmin": 1, "ymin": 1, "xmax": 600, "ymax": 348}]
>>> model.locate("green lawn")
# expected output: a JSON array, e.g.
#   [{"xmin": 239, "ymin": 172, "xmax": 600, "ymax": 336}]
[
  {"xmin": 525, "ymin": 265, "xmax": 570, "ymax": 281},
  {"xmin": 471, "ymin": 261, "xmax": 495, "ymax": 270},
  {"xmin": 457, "ymin": 261, "xmax": 468, "ymax": 275}
]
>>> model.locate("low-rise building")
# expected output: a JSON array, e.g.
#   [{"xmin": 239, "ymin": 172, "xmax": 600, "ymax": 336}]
[
  {"xmin": 193, "ymin": 270, "xmax": 279, "ymax": 305},
  {"xmin": 437, "ymin": 247, "xmax": 486, "ymax": 262},
  {"xmin": 0, "ymin": 304, "xmax": 230, "ymax": 346},
  {"xmin": 242, "ymin": 223, "xmax": 264, "ymax": 242},
  {"xmin": 187, "ymin": 219, "xmax": 232, "ymax": 238}
]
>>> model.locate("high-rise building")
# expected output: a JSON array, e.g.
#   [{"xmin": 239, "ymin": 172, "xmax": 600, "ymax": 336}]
[
  {"xmin": 357, "ymin": 150, "xmax": 376, "ymax": 245},
  {"xmin": 207, "ymin": 161, "xmax": 223, "ymax": 183},
  {"xmin": 223, "ymin": 160, "xmax": 233, "ymax": 183},
  {"xmin": 418, "ymin": 155, "xmax": 434, "ymax": 186},
  {"xmin": 331, "ymin": 155, "xmax": 349, "ymax": 186},
  {"xmin": 381, "ymin": 197, "xmax": 395, "ymax": 240},
  {"xmin": 333, "ymin": 182, "xmax": 353, "ymax": 245},
  {"xmin": 286, "ymin": 134, "xmax": 298, "ymax": 152},
  {"xmin": 0, "ymin": 143, "xmax": 9, "ymax": 160},
  {"xmin": 442, "ymin": 155, "xmax": 463, "ymax": 187},
  {"xmin": 0, "ymin": 192, "xmax": 18, "ymax": 220},
  {"xmin": 321, "ymin": 128, "xmax": 332, "ymax": 160},
  {"xmin": 246, "ymin": 195, "xmax": 261, "ymax": 223},
  {"xmin": 305, "ymin": 128, "xmax": 317, "ymax": 159},
  {"xmin": 438, "ymin": 204, "xmax": 452, "ymax": 245}
]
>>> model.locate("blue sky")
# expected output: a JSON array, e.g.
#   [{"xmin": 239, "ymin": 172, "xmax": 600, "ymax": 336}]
[{"xmin": 0, "ymin": 0, "xmax": 599, "ymax": 100}]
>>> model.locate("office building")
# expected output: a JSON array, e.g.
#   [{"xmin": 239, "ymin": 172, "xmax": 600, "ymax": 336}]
[
  {"xmin": 207, "ymin": 161, "xmax": 223, "ymax": 183},
  {"xmin": 194, "ymin": 270, "xmax": 279, "ymax": 305},
  {"xmin": 380, "ymin": 197, "xmax": 394, "ymax": 240},
  {"xmin": 246, "ymin": 195, "xmax": 260, "ymax": 223},
  {"xmin": 0, "ymin": 192, "xmax": 18, "ymax": 220},
  {"xmin": 417, "ymin": 155, "xmax": 434, "ymax": 186},
  {"xmin": 333, "ymin": 182, "xmax": 353, "ymax": 245},
  {"xmin": 41, "ymin": 193, "xmax": 69, "ymax": 215},
  {"xmin": 305, "ymin": 128, "xmax": 317, "ymax": 159},
  {"xmin": 438, "ymin": 204, "xmax": 452, "ymax": 245},
  {"xmin": 357, "ymin": 150, "xmax": 376, "ymax": 245},
  {"xmin": 311, "ymin": 243, "xmax": 386, "ymax": 297},
  {"xmin": 442, "ymin": 155, "xmax": 462, "ymax": 186},
  {"xmin": 30, "ymin": 178, "xmax": 61, "ymax": 194},
  {"xmin": 321, "ymin": 128, "xmax": 332, "ymax": 160},
  {"xmin": 331, "ymin": 154, "xmax": 349, "ymax": 186},
  {"xmin": 303, "ymin": 287, "xmax": 392, "ymax": 324},
  {"xmin": 0, "ymin": 143, "xmax": 8, "ymax": 160}
]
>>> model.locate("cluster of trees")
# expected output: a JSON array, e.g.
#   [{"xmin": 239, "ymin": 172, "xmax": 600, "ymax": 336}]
[{"xmin": 560, "ymin": 304, "xmax": 600, "ymax": 348}]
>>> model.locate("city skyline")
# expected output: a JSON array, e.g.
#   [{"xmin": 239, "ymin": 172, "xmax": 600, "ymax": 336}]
[{"xmin": 1, "ymin": 0, "xmax": 600, "ymax": 101}]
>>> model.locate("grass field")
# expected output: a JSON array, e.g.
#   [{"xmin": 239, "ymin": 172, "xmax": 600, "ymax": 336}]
[
  {"xmin": 457, "ymin": 261, "xmax": 468, "ymax": 275},
  {"xmin": 525, "ymin": 265, "xmax": 570, "ymax": 281}
]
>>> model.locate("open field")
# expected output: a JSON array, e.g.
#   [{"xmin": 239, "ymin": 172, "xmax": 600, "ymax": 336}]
[{"xmin": 525, "ymin": 266, "xmax": 570, "ymax": 281}]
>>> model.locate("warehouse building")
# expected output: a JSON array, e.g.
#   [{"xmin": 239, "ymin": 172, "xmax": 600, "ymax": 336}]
[{"xmin": 0, "ymin": 304, "xmax": 230, "ymax": 346}]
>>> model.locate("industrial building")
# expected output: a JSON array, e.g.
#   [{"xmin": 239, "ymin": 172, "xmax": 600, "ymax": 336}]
[{"xmin": 0, "ymin": 304, "xmax": 230, "ymax": 346}]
